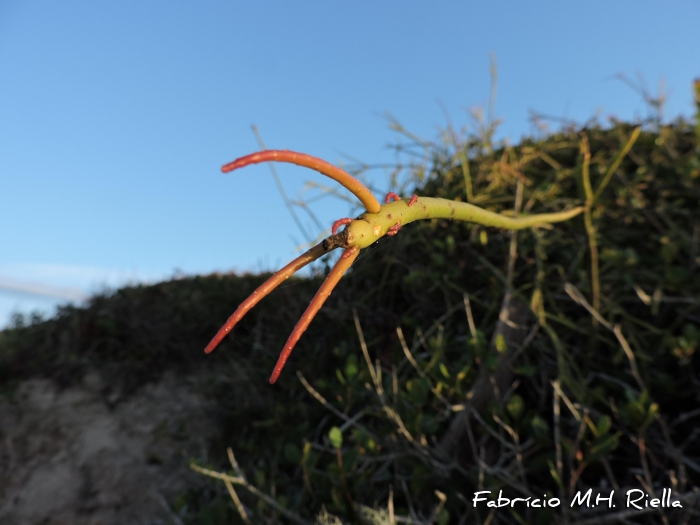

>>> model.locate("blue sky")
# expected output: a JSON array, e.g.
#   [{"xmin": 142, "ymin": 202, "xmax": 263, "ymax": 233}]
[{"xmin": 1, "ymin": 1, "xmax": 698, "ymax": 327}]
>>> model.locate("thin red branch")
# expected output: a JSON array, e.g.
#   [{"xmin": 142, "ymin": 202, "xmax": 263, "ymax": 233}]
[
  {"xmin": 204, "ymin": 242, "xmax": 330, "ymax": 355},
  {"xmin": 269, "ymin": 247, "xmax": 360, "ymax": 384},
  {"xmin": 222, "ymin": 150, "xmax": 381, "ymax": 213}
]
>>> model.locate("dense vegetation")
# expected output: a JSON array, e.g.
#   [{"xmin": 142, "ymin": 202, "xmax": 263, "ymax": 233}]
[{"xmin": 2, "ymin": 106, "xmax": 699, "ymax": 524}]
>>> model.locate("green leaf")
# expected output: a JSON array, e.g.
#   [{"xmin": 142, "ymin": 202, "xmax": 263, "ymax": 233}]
[
  {"xmin": 507, "ymin": 394, "xmax": 525, "ymax": 419},
  {"xmin": 514, "ymin": 365, "xmax": 536, "ymax": 376},
  {"xmin": 480, "ymin": 230, "xmax": 488, "ymax": 245},
  {"xmin": 623, "ymin": 391, "xmax": 657, "ymax": 430},
  {"xmin": 643, "ymin": 402, "xmax": 659, "ymax": 429},
  {"xmin": 366, "ymin": 438, "xmax": 377, "ymax": 453},
  {"xmin": 495, "ymin": 333, "xmax": 507, "ymax": 354},
  {"xmin": 328, "ymin": 426, "xmax": 343, "ymax": 449},
  {"xmin": 439, "ymin": 362, "xmax": 450, "ymax": 379},
  {"xmin": 344, "ymin": 361, "xmax": 358, "ymax": 379},
  {"xmin": 596, "ymin": 415, "xmax": 611, "ymax": 436},
  {"xmin": 531, "ymin": 415, "xmax": 550, "ymax": 441},
  {"xmin": 547, "ymin": 460, "xmax": 564, "ymax": 490},
  {"xmin": 445, "ymin": 234, "xmax": 456, "ymax": 254},
  {"xmin": 587, "ymin": 432, "xmax": 621, "ymax": 463},
  {"xmin": 625, "ymin": 400, "xmax": 646, "ymax": 427},
  {"xmin": 301, "ymin": 441, "xmax": 311, "ymax": 464},
  {"xmin": 530, "ymin": 288, "xmax": 546, "ymax": 325}
]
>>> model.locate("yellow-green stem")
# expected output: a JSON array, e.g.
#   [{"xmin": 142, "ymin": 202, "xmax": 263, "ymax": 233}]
[
  {"xmin": 592, "ymin": 127, "xmax": 641, "ymax": 204},
  {"xmin": 580, "ymin": 134, "xmax": 600, "ymax": 324},
  {"xmin": 344, "ymin": 197, "xmax": 583, "ymax": 250},
  {"xmin": 457, "ymin": 148, "xmax": 474, "ymax": 203}
]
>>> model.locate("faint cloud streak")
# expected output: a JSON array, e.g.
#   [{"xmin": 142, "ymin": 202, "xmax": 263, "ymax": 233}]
[{"xmin": 0, "ymin": 275, "xmax": 88, "ymax": 302}]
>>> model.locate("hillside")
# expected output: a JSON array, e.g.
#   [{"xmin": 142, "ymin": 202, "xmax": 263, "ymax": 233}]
[{"xmin": 1, "ymin": 119, "xmax": 699, "ymax": 524}]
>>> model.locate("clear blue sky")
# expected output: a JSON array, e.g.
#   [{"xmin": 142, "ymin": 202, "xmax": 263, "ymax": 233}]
[{"xmin": 1, "ymin": 1, "xmax": 698, "ymax": 327}]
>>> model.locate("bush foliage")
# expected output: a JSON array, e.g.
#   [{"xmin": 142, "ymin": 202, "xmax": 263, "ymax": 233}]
[{"xmin": 2, "ymin": 112, "xmax": 699, "ymax": 524}]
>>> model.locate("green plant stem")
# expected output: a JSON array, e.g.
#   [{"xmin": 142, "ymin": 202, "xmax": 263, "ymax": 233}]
[
  {"xmin": 457, "ymin": 148, "xmax": 474, "ymax": 203},
  {"xmin": 190, "ymin": 462, "xmax": 312, "ymax": 525},
  {"xmin": 580, "ymin": 127, "xmax": 641, "ymax": 325},
  {"xmin": 580, "ymin": 134, "xmax": 600, "ymax": 323},
  {"xmin": 592, "ymin": 126, "xmax": 641, "ymax": 204},
  {"xmin": 344, "ymin": 197, "xmax": 583, "ymax": 249}
]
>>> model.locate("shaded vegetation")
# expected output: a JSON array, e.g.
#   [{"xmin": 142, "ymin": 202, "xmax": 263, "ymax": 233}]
[{"xmin": 2, "ymin": 112, "xmax": 699, "ymax": 524}]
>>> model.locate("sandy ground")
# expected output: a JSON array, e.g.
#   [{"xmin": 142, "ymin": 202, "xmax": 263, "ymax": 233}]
[{"xmin": 0, "ymin": 370, "xmax": 219, "ymax": 525}]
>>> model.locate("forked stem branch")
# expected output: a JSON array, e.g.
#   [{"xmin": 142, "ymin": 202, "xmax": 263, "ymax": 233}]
[
  {"xmin": 269, "ymin": 247, "xmax": 359, "ymax": 383},
  {"xmin": 208, "ymin": 149, "xmax": 584, "ymax": 384}
]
